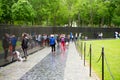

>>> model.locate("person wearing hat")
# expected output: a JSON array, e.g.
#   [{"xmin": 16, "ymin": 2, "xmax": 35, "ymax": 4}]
[{"xmin": 49, "ymin": 34, "xmax": 56, "ymax": 54}]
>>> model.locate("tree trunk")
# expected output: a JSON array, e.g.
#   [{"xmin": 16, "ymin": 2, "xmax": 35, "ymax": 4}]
[
  {"xmin": 108, "ymin": 16, "xmax": 112, "ymax": 27},
  {"xmin": 78, "ymin": 12, "xmax": 80, "ymax": 27},
  {"xmin": 10, "ymin": 18, "xmax": 14, "ymax": 25},
  {"xmin": 46, "ymin": 18, "xmax": 49, "ymax": 26},
  {"xmin": 68, "ymin": 15, "xmax": 71, "ymax": 27},
  {"xmin": 53, "ymin": 15, "xmax": 56, "ymax": 27},
  {"xmin": 31, "ymin": 20, "xmax": 34, "ymax": 26},
  {"xmin": 82, "ymin": 20, "xmax": 84, "ymax": 27},
  {"xmin": 90, "ymin": 11, "xmax": 93, "ymax": 26},
  {"xmin": 70, "ymin": 19, "xmax": 73, "ymax": 27},
  {"xmin": 5, "ymin": 19, "xmax": 9, "ymax": 24},
  {"xmin": 101, "ymin": 17, "xmax": 104, "ymax": 27},
  {"xmin": 98, "ymin": 18, "xmax": 101, "ymax": 27}
]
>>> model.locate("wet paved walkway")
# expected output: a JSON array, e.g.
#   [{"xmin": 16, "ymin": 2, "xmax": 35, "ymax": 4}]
[
  {"xmin": 0, "ymin": 46, "xmax": 43, "ymax": 67},
  {"xmin": 0, "ymin": 43, "xmax": 100, "ymax": 80}
]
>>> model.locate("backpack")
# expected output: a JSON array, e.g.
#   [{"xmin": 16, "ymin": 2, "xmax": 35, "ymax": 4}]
[
  {"xmin": 49, "ymin": 37, "xmax": 55, "ymax": 45},
  {"xmin": 61, "ymin": 37, "xmax": 65, "ymax": 42}
]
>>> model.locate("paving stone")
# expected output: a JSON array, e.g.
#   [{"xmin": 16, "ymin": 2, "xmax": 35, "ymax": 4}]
[
  {"xmin": 20, "ymin": 48, "xmax": 68, "ymax": 80},
  {"xmin": 0, "ymin": 43, "xmax": 100, "ymax": 80}
]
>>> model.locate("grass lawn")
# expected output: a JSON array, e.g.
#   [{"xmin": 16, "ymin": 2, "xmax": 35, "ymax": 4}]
[{"xmin": 77, "ymin": 39, "xmax": 120, "ymax": 80}]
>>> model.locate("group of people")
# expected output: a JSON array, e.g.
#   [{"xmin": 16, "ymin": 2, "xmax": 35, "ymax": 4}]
[
  {"xmin": 33, "ymin": 34, "xmax": 49, "ymax": 47},
  {"xmin": 49, "ymin": 34, "xmax": 70, "ymax": 55},
  {"xmin": 114, "ymin": 31, "xmax": 120, "ymax": 39},
  {"xmin": 2, "ymin": 33, "xmax": 29, "ymax": 62},
  {"xmin": 94, "ymin": 32, "xmax": 103, "ymax": 39},
  {"xmin": 1, "ymin": 32, "xmax": 75, "ymax": 62},
  {"xmin": 2, "ymin": 33, "xmax": 17, "ymax": 61}
]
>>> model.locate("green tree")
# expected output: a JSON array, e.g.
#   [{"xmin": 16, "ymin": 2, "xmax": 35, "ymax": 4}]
[
  {"xmin": 12, "ymin": 0, "xmax": 36, "ymax": 25},
  {"xmin": 64, "ymin": 0, "xmax": 78, "ymax": 27},
  {"xmin": 0, "ymin": 1, "xmax": 3, "ymax": 22},
  {"xmin": 1, "ymin": 0, "xmax": 16, "ymax": 24},
  {"xmin": 0, "ymin": 0, "xmax": 120, "ymax": 27},
  {"xmin": 29, "ymin": 0, "xmax": 51, "ymax": 26},
  {"xmin": 112, "ymin": 0, "xmax": 120, "ymax": 27},
  {"xmin": 96, "ymin": 1, "xmax": 109, "ymax": 27},
  {"xmin": 75, "ymin": 0, "xmax": 92, "ymax": 27}
]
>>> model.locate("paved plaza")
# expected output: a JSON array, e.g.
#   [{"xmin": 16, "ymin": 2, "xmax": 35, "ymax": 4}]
[{"xmin": 0, "ymin": 43, "xmax": 100, "ymax": 80}]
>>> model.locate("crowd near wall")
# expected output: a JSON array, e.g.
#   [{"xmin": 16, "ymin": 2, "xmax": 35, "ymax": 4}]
[{"xmin": 0, "ymin": 25, "xmax": 120, "ymax": 39}]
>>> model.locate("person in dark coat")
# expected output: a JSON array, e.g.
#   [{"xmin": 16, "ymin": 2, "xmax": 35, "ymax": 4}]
[
  {"xmin": 2, "ymin": 33, "xmax": 10, "ymax": 61},
  {"xmin": 21, "ymin": 33, "xmax": 29, "ymax": 60}
]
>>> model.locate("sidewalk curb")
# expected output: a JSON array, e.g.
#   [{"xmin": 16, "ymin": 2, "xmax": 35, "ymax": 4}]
[{"xmin": 0, "ymin": 47, "xmax": 44, "ymax": 67}]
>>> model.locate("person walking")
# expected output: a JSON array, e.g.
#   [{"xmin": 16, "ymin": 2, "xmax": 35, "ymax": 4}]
[
  {"xmin": 37, "ymin": 34, "xmax": 42, "ymax": 47},
  {"xmin": 21, "ymin": 33, "xmax": 29, "ymax": 60},
  {"xmin": 2, "ymin": 33, "xmax": 10, "ymax": 61},
  {"xmin": 70, "ymin": 32, "xmax": 73, "ymax": 42},
  {"xmin": 60, "ymin": 34, "xmax": 66, "ymax": 52},
  {"xmin": 49, "ymin": 34, "xmax": 56, "ymax": 55},
  {"xmin": 10, "ymin": 34, "xmax": 17, "ymax": 61},
  {"xmin": 11, "ymin": 35, "xmax": 17, "ymax": 52}
]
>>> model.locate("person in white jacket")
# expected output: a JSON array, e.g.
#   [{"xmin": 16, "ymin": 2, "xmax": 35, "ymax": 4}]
[{"xmin": 13, "ymin": 51, "xmax": 23, "ymax": 62}]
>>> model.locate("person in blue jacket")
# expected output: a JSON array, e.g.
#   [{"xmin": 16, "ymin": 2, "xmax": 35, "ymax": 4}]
[
  {"xmin": 49, "ymin": 34, "xmax": 56, "ymax": 54},
  {"xmin": 11, "ymin": 35, "xmax": 17, "ymax": 52}
]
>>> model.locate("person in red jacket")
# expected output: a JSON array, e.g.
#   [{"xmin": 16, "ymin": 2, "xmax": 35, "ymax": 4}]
[{"xmin": 60, "ymin": 34, "xmax": 66, "ymax": 52}]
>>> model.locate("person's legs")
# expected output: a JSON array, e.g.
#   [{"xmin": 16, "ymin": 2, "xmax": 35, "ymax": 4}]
[
  {"xmin": 61, "ymin": 42, "xmax": 65, "ymax": 51},
  {"xmin": 51, "ymin": 45, "xmax": 56, "ymax": 55},
  {"xmin": 23, "ymin": 48, "xmax": 27, "ymax": 60},
  {"xmin": 12, "ymin": 45, "xmax": 16, "ymax": 52},
  {"xmin": 25, "ymin": 49, "xmax": 28, "ymax": 57},
  {"xmin": 63, "ymin": 42, "xmax": 65, "ymax": 51},
  {"xmin": 52, "ymin": 45, "xmax": 54, "ymax": 52},
  {"xmin": 61, "ymin": 42, "xmax": 63, "ymax": 51},
  {"xmin": 4, "ymin": 49, "xmax": 8, "ymax": 60},
  {"xmin": 53, "ymin": 44, "xmax": 56, "ymax": 52},
  {"xmin": 51, "ymin": 45, "xmax": 53, "ymax": 52}
]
